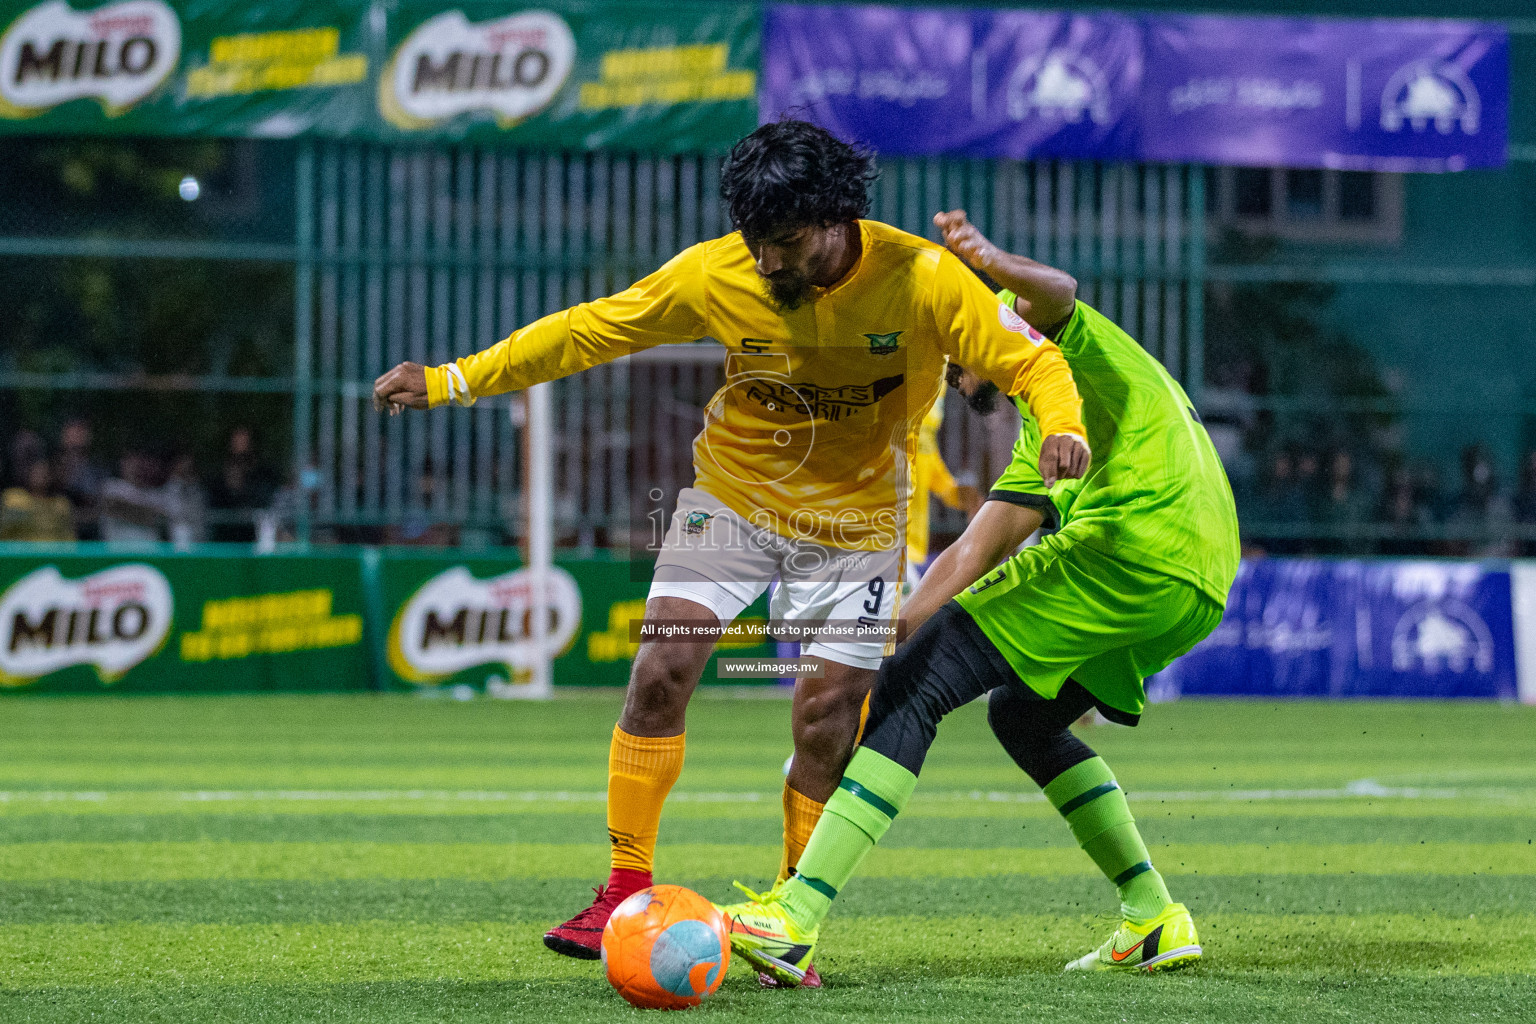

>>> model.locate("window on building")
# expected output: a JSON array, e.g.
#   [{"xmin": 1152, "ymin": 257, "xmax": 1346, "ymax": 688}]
[
  {"xmin": 1233, "ymin": 168, "xmax": 1272, "ymax": 218},
  {"xmin": 1206, "ymin": 167, "xmax": 1402, "ymax": 243},
  {"xmin": 1285, "ymin": 170, "xmax": 1324, "ymax": 220},
  {"xmin": 1338, "ymin": 171, "xmax": 1377, "ymax": 222}
]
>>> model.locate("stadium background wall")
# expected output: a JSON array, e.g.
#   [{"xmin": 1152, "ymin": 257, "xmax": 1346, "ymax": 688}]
[
  {"xmin": 0, "ymin": 545, "xmax": 1533, "ymax": 702},
  {"xmin": 2, "ymin": 1, "xmax": 1530, "ymax": 554}
]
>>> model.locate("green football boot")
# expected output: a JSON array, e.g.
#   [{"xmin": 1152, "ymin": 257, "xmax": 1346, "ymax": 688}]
[
  {"xmin": 1064, "ymin": 902, "xmax": 1202, "ymax": 972},
  {"xmin": 715, "ymin": 882, "xmax": 819, "ymax": 987}
]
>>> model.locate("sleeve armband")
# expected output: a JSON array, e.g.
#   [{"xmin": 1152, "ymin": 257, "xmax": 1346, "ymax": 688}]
[{"xmin": 986, "ymin": 490, "xmax": 1058, "ymax": 530}]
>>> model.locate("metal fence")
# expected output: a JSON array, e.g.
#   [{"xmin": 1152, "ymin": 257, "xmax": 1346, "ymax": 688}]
[
  {"xmin": 289, "ymin": 144, "xmax": 1206, "ymax": 547},
  {"xmin": 6, "ymin": 134, "xmax": 1536, "ymax": 553}
]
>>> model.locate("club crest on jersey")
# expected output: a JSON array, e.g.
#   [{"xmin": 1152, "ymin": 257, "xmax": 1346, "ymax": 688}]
[
  {"xmin": 682, "ymin": 511, "xmax": 714, "ymax": 535},
  {"xmin": 864, "ymin": 330, "xmax": 903, "ymax": 355},
  {"xmin": 998, "ymin": 303, "xmax": 1046, "ymax": 346}
]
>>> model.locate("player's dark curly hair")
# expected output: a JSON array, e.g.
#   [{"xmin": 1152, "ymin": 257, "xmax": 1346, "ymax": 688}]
[{"xmin": 719, "ymin": 120, "xmax": 877, "ymax": 242}]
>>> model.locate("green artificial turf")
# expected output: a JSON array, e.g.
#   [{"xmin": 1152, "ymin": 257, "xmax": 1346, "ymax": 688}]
[{"xmin": 1, "ymin": 693, "xmax": 1532, "ymax": 1022}]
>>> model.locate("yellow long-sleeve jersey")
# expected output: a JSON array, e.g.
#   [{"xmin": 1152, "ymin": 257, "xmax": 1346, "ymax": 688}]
[
  {"xmin": 425, "ymin": 220, "xmax": 1084, "ymax": 550},
  {"xmin": 907, "ymin": 400, "xmax": 965, "ymax": 566}
]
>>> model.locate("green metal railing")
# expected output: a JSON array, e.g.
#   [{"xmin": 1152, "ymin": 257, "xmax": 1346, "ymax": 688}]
[{"xmin": 3, "ymin": 139, "xmax": 1535, "ymax": 549}]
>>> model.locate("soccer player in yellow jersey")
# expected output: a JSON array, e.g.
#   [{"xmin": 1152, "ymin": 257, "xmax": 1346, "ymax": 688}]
[
  {"xmin": 373, "ymin": 121, "xmax": 1091, "ymax": 972},
  {"xmin": 906, "ymin": 401, "xmax": 980, "ymax": 579}
]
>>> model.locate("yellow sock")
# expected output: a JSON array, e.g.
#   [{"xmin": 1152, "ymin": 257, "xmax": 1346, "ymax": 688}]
[
  {"xmin": 777, "ymin": 784, "xmax": 827, "ymax": 883},
  {"xmin": 607, "ymin": 727, "xmax": 686, "ymax": 874}
]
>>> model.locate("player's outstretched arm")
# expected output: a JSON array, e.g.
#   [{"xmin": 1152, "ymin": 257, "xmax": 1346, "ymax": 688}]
[
  {"xmin": 373, "ymin": 245, "xmax": 708, "ymax": 415},
  {"xmin": 373, "ymin": 362, "xmax": 428, "ymax": 414},
  {"xmin": 900, "ymin": 499, "xmax": 1043, "ymax": 637},
  {"xmin": 934, "ymin": 210, "xmax": 1077, "ymax": 338}
]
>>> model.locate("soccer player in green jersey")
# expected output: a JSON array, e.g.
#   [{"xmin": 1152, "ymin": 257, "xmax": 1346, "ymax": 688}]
[{"xmin": 718, "ymin": 210, "xmax": 1241, "ymax": 984}]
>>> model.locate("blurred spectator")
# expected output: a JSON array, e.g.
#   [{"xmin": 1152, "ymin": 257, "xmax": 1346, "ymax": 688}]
[
  {"xmin": 1511, "ymin": 451, "xmax": 1536, "ymax": 555},
  {"xmin": 100, "ymin": 451, "xmax": 167, "ymax": 543},
  {"xmin": 55, "ymin": 418, "xmax": 106, "ymax": 539},
  {"xmin": 1293, "ymin": 451, "xmax": 1321, "ymax": 513},
  {"xmin": 162, "ymin": 451, "xmax": 207, "ymax": 548},
  {"xmin": 209, "ymin": 426, "xmax": 278, "ymax": 542},
  {"xmin": 1200, "ymin": 373, "xmax": 1257, "ymax": 513},
  {"xmin": 1, "ymin": 459, "xmax": 75, "ymax": 541},
  {"xmin": 1317, "ymin": 450, "xmax": 1373, "ymax": 554},
  {"xmin": 384, "ymin": 466, "xmax": 459, "ymax": 547},
  {"xmin": 6, "ymin": 429, "xmax": 45, "ymax": 489},
  {"xmin": 1376, "ymin": 467, "xmax": 1431, "ymax": 556},
  {"xmin": 1444, "ymin": 443, "xmax": 1510, "ymax": 556},
  {"xmin": 1255, "ymin": 450, "xmax": 1310, "ymax": 554},
  {"xmin": 1258, "ymin": 451, "xmax": 1297, "ymax": 518}
]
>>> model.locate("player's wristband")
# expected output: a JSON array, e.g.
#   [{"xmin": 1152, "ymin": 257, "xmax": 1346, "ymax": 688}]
[{"xmin": 427, "ymin": 364, "xmax": 475, "ymax": 408}]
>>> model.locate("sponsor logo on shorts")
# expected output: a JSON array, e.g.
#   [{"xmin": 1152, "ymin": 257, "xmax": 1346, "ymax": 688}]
[{"xmin": 682, "ymin": 511, "xmax": 714, "ymax": 535}]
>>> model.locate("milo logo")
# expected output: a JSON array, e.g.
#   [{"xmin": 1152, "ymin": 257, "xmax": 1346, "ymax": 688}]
[
  {"xmin": 0, "ymin": 563, "xmax": 173, "ymax": 685},
  {"xmin": 380, "ymin": 9, "xmax": 575, "ymax": 130},
  {"xmin": 0, "ymin": 0, "xmax": 180, "ymax": 117},
  {"xmin": 388, "ymin": 565, "xmax": 581, "ymax": 684}
]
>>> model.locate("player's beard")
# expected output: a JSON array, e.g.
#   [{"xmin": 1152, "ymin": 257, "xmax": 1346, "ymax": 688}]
[{"xmin": 762, "ymin": 271, "xmax": 813, "ymax": 312}]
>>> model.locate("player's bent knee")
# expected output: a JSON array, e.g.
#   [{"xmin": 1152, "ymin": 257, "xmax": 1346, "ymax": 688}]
[
  {"xmin": 987, "ymin": 684, "xmax": 1096, "ymax": 787},
  {"xmin": 793, "ymin": 695, "xmax": 860, "ymax": 753},
  {"xmin": 622, "ymin": 642, "xmax": 710, "ymax": 733}
]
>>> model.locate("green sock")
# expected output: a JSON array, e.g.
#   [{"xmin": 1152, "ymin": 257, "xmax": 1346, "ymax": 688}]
[
  {"xmin": 1043, "ymin": 757, "xmax": 1172, "ymax": 924},
  {"xmin": 779, "ymin": 748, "xmax": 917, "ymax": 930}
]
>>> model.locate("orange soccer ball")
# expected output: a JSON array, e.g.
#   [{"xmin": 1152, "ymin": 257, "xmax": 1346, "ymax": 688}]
[{"xmin": 601, "ymin": 885, "xmax": 731, "ymax": 1009}]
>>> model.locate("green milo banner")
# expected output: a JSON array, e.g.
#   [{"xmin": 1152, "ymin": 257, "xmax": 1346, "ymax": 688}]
[
  {"xmin": 378, "ymin": 550, "xmax": 771, "ymax": 691},
  {"xmin": 376, "ymin": 0, "xmax": 758, "ymax": 148},
  {"xmin": 0, "ymin": 0, "xmax": 758, "ymax": 150},
  {"xmin": 0, "ymin": 548, "xmax": 368, "ymax": 693},
  {"xmin": 0, "ymin": 546, "xmax": 771, "ymax": 692}
]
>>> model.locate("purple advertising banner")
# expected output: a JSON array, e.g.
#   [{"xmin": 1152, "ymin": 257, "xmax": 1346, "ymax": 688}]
[
  {"xmin": 761, "ymin": 4, "xmax": 1508, "ymax": 171},
  {"xmin": 761, "ymin": 4, "xmax": 975, "ymax": 157},
  {"xmin": 970, "ymin": 9, "xmax": 1141, "ymax": 160},
  {"xmin": 760, "ymin": 4, "xmax": 1140, "ymax": 160},
  {"xmin": 1151, "ymin": 559, "xmax": 1516, "ymax": 699},
  {"xmin": 1142, "ymin": 16, "xmax": 1508, "ymax": 171}
]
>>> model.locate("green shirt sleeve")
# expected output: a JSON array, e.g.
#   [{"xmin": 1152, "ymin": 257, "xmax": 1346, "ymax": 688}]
[
  {"xmin": 987, "ymin": 396, "xmax": 1058, "ymax": 528},
  {"xmin": 985, "ymin": 288, "xmax": 1056, "ymax": 525}
]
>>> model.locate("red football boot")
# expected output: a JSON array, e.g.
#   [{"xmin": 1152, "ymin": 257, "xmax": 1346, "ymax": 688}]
[
  {"xmin": 543, "ymin": 869, "xmax": 651, "ymax": 959},
  {"xmin": 758, "ymin": 963, "xmax": 822, "ymax": 989}
]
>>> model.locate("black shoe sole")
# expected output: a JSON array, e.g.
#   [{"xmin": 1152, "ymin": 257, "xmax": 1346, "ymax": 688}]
[{"xmin": 543, "ymin": 933, "xmax": 602, "ymax": 960}]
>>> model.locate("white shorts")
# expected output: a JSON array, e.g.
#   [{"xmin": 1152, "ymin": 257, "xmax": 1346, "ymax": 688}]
[{"xmin": 648, "ymin": 487, "xmax": 903, "ymax": 670}]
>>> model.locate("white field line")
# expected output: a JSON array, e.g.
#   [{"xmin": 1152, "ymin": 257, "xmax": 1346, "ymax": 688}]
[{"xmin": 0, "ymin": 781, "xmax": 1523, "ymax": 805}]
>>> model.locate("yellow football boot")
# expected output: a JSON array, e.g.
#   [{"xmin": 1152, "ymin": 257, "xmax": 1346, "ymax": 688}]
[
  {"xmin": 1064, "ymin": 902, "xmax": 1202, "ymax": 972},
  {"xmin": 715, "ymin": 882, "xmax": 819, "ymax": 987}
]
